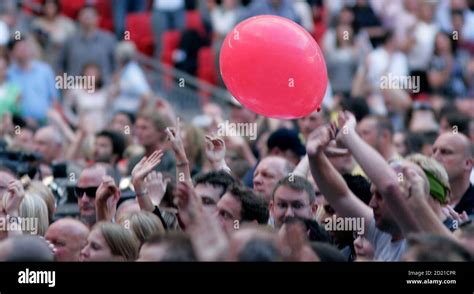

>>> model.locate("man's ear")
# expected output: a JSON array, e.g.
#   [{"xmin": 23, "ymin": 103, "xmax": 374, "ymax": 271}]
[
  {"xmin": 465, "ymin": 157, "xmax": 473, "ymax": 172},
  {"xmin": 311, "ymin": 202, "xmax": 318, "ymax": 215}
]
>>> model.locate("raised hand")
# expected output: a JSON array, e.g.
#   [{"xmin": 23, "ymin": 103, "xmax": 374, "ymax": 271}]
[
  {"xmin": 165, "ymin": 117, "xmax": 187, "ymax": 162},
  {"xmin": 336, "ymin": 111, "xmax": 357, "ymax": 144},
  {"xmin": 306, "ymin": 123, "xmax": 338, "ymax": 157},
  {"xmin": 4, "ymin": 180, "xmax": 25, "ymax": 216},
  {"xmin": 131, "ymin": 150, "xmax": 164, "ymax": 184},
  {"xmin": 95, "ymin": 175, "xmax": 121, "ymax": 222},
  {"xmin": 205, "ymin": 135, "xmax": 226, "ymax": 163},
  {"xmin": 144, "ymin": 171, "xmax": 170, "ymax": 206},
  {"xmin": 174, "ymin": 181, "xmax": 203, "ymax": 227}
]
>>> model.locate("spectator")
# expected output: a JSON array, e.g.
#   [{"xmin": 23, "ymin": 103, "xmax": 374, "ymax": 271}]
[
  {"xmin": 117, "ymin": 211, "xmax": 165, "ymax": 246},
  {"xmin": 432, "ymin": 133, "xmax": 474, "ymax": 217},
  {"xmin": 63, "ymin": 62, "xmax": 110, "ymax": 132},
  {"xmin": 403, "ymin": 233, "xmax": 472, "ymax": 261},
  {"xmin": 428, "ymin": 32, "xmax": 466, "ymax": 98},
  {"xmin": 58, "ymin": 5, "xmax": 116, "ymax": 82},
  {"xmin": 353, "ymin": 234, "xmax": 374, "ymax": 261},
  {"xmin": 19, "ymin": 192, "xmax": 49, "ymax": 236},
  {"xmin": 252, "ymin": 156, "xmax": 293, "ymax": 202},
  {"xmin": 93, "ymin": 130, "xmax": 126, "ymax": 176},
  {"xmin": 75, "ymin": 165, "xmax": 107, "ymax": 226},
  {"xmin": 138, "ymin": 232, "xmax": 197, "ymax": 262},
  {"xmin": 270, "ymin": 175, "xmax": 317, "ymax": 229},
  {"xmin": 31, "ymin": 0, "xmax": 76, "ymax": 70},
  {"xmin": 266, "ymin": 128, "xmax": 306, "ymax": 166},
  {"xmin": 110, "ymin": 41, "xmax": 152, "ymax": 115},
  {"xmin": 215, "ymin": 184, "xmax": 269, "ymax": 235},
  {"xmin": 297, "ymin": 107, "xmax": 328, "ymax": 142},
  {"xmin": 7, "ymin": 37, "xmax": 58, "ymax": 123},
  {"xmin": 151, "ymin": 0, "xmax": 186, "ymax": 57},
  {"xmin": 193, "ymin": 170, "xmax": 237, "ymax": 216},
  {"xmin": 45, "ymin": 218, "xmax": 89, "ymax": 262},
  {"xmin": 357, "ymin": 115, "xmax": 400, "ymax": 161},
  {"xmin": 128, "ymin": 109, "xmax": 175, "ymax": 177},
  {"xmin": 0, "ymin": 54, "xmax": 20, "ymax": 118},
  {"xmin": 0, "ymin": 235, "xmax": 54, "ymax": 261},
  {"xmin": 80, "ymin": 221, "xmax": 139, "ymax": 261},
  {"xmin": 33, "ymin": 125, "xmax": 63, "ymax": 165},
  {"xmin": 239, "ymin": 0, "xmax": 300, "ymax": 23},
  {"xmin": 26, "ymin": 180, "xmax": 56, "ymax": 223}
]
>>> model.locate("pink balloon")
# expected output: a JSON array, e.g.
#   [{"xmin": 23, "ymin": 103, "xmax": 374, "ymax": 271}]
[{"xmin": 220, "ymin": 15, "xmax": 327, "ymax": 119}]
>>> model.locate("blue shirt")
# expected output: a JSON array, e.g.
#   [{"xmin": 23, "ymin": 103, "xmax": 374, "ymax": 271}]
[{"xmin": 7, "ymin": 61, "xmax": 58, "ymax": 121}]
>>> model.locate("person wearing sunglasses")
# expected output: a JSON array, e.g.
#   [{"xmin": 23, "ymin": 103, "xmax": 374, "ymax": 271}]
[{"xmin": 75, "ymin": 165, "xmax": 107, "ymax": 227}]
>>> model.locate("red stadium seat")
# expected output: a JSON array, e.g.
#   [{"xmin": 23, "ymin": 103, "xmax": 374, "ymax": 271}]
[
  {"xmin": 197, "ymin": 47, "xmax": 217, "ymax": 103},
  {"xmin": 59, "ymin": 0, "xmax": 86, "ymax": 19},
  {"xmin": 160, "ymin": 30, "xmax": 181, "ymax": 66},
  {"xmin": 160, "ymin": 30, "xmax": 181, "ymax": 90},
  {"xmin": 96, "ymin": 0, "xmax": 114, "ymax": 32},
  {"xmin": 185, "ymin": 10, "xmax": 206, "ymax": 37},
  {"xmin": 125, "ymin": 12, "xmax": 154, "ymax": 56}
]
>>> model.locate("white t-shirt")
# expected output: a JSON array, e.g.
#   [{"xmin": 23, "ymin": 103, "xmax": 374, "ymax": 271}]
[
  {"xmin": 407, "ymin": 21, "xmax": 438, "ymax": 71},
  {"xmin": 366, "ymin": 218, "xmax": 407, "ymax": 261},
  {"xmin": 154, "ymin": 0, "xmax": 184, "ymax": 11}
]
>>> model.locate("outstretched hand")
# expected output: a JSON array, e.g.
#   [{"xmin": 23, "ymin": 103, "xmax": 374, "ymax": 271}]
[
  {"xmin": 306, "ymin": 123, "xmax": 338, "ymax": 157},
  {"xmin": 131, "ymin": 150, "xmax": 164, "ymax": 183},
  {"xmin": 165, "ymin": 117, "xmax": 187, "ymax": 162}
]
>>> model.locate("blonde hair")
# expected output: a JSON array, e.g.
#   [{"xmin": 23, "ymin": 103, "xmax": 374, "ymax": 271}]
[
  {"xmin": 19, "ymin": 192, "xmax": 49, "ymax": 236},
  {"xmin": 117, "ymin": 211, "xmax": 165, "ymax": 245},
  {"xmin": 406, "ymin": 153, "xmax": 451, "ymax": 203},
  {"xmin": 26, "ymin": 181, "xmax": 55, "ymax": 222},
  {"xmin": 94, "ymin": 221, "xmax": 140, "ymax": 261}
]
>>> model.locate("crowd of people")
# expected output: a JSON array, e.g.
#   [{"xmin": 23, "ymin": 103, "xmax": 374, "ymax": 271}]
[{"xmin": 0, "ymin": 0, "xmax": 473, "ymax": 262}]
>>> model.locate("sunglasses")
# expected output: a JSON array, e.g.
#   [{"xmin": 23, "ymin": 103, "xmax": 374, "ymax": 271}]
[{"xmin": 74, "ymin": 186, "xmax": 98, "ymax": 198}]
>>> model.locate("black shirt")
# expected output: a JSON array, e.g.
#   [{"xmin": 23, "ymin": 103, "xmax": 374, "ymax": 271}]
[{"xmin": 454, "ymin": 184, "xmax": 474, "ymax": 217}]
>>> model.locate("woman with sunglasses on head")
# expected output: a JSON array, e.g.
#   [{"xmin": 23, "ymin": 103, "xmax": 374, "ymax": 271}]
[{"xmin": 80, "ymin": 221, "xmax": 139, "ymax": 262}]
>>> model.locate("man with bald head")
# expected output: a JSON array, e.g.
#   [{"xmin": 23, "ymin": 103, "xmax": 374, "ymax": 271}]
[
  {"xmin": 76, "ymin": 165, "xmax": 108, "ymax": 226},
  {"xmin": 45, "ymin": 218, "xmax": 89, "ymax": 261},
  {"xmin": 0, "ymin": 235, "xmax": 54, "ymax": 261},
  {"xmin": 33, "ymin": 126, "xmax": 63, "ymax": 165},
  {"xmin": 432, "ymin": 133, "xmax": 474, "ymax": 216},
  {"xmin": 252, "ymin": 156, "xmax": 294, "ymax": 203}
]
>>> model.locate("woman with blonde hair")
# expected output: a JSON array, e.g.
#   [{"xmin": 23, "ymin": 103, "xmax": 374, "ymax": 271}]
[
  {"xmin": 26, "ymin": 181, "xmax": 56, "ymax": 223},
  {"xmin": 19, "ymin": 192, "xmax": 50, "ymax": 237},
  {"xmin": 80, "ymin": 221, "xmax": 139, "ymax": 261},
  {"xmin": 117, "ymin": 211, "xmax": 165, "ymax": 246}
]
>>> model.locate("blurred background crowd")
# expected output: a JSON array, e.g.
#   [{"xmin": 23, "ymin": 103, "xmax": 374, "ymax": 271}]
[{"xmin": 0, "ymin": 0, "xmax": 473, "ymax": 262}]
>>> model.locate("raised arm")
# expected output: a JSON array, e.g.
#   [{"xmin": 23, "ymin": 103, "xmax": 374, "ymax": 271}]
[
  {"xmin": 336, "ymin": 111, "xmax": 420, "ymax": 235},
  {"xmin": 165, "ymin": 117, "xmax": 192, "ymax": 185},
  {"xmin": 131, "ymin": 150, "xmax": 164, "ymax": 212},
  {"xmin": 205, "ymin": 135, "xmax": 231, "ymax": 173},
  {"xmin": 402, "ymin": 165, "xmax": 455, "ymax": 240},
  {"xmin": 95, "ymin": 176, "xmax": 121, "ymax": 222},
  {"xmin": 307, "ymin": 123, "xmax": 373, "ymax": 225},
  {"xmin": 174, "ymin": 181, "xmax": 229, "ymax": 261}
]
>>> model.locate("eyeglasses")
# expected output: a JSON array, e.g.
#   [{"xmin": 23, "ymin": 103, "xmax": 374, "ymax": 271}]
[{"xmin": 74, "ymin": 186, "xmax": 98, "ymax": 198}]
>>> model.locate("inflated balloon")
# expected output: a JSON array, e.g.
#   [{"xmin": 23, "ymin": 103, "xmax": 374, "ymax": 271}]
[{"xmin": 219, "ymin": 15, "xmax": 327, "ymax": 119}]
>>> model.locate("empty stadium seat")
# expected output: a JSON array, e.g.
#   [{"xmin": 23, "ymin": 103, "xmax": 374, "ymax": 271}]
[
  {"xmin": 125, "ymin": 12, "xmax": 154, "ymax": 56},
  {"xmin": 60, "ymin": 0, "xmax": 86, "ymax": 19}
]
